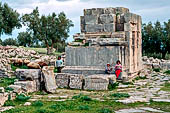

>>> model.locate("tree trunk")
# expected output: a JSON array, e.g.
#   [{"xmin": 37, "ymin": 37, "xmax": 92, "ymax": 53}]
[
  {"xmin": 47, "ymin": 42, "xmax": 54, "ymax": 55},
  {"xmin": 162, "ymin": 51, "xmax": 167, "ymax": 59}
]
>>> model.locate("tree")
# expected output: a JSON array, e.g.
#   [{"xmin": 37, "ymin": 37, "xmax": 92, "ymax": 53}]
[
  {"xmin": 142, "ymin": 20, "xmax": 170, "ymax": 59},
  {"xmin": 22, "ymin": 7, "xmax": 73, "ymax": 54},
  {"xmin": 2, "ymin": 38, "xmax": 18, "ymax": 46},
  {"xmin": 17, "ymin": 31, "xmax": 34, "ymax": 47},
  {"xmin": 0, "ymin": 2, "xmax": 21, "ymax": 37}
]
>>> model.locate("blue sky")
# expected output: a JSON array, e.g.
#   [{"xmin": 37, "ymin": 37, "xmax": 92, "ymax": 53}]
[{"xmin": 1, "ymin": 0, "xmax": 170, "ymax": 42}]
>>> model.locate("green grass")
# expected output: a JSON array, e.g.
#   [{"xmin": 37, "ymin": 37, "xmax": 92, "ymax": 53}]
[
  {"xmin": 3, "ymin": 98, "xmax": 170, "ymax": 113},
  {"xmin": 153, "ymin": 68, "xmax": 161, "ymax": 72},
  {"xmin": 164, "ymin": 70, "xmax": 170, "ymax": 75},
  {"xmin": 0, "ymin": 77, "xmax": 16, "ymax": 88},
  {"xmin": 11, "ymin": 64, "xmax": 29, "ymax": 71},
  {"xmin": 108, "ymin": 82, "xmax": 119, "ymax": 90},
  {"xmin": 135, "ymin": 76, "xmax": 147, "ymax": 80},
  {"xmin": 161, "ymin": 82, "xmax": 170, "ymax": 92},
  {"xmin": 110, "ymin": 93, "xmax": 130, "ymax": 99}
]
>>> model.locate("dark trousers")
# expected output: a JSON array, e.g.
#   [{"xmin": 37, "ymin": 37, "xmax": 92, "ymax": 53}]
[{"xmin": 57, "ymin": 67, "xmax": 62, "ymax": 73}]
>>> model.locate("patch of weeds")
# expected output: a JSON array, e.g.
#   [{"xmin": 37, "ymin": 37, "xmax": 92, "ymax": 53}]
[
  {"xmin": 5, "ymin": 87, "xmax": 14, "ymax": 92},
  {"xmin": 136, "ymin": 87, "xmax": 141, "ymax": 89},
  {"xmin": 49, "ymin": 104, "xmax": 66, "ymax": 111},
  {"xmin": 0, "ymin": 77, "xmax": 16, "ymax": 88},
  {"xmin": 108, "ymin": 82, "xmax": 119, "ymax": 90},
  {"xmin": 153, "ymin": 68, "xmax": 161, "ymax": 72},
  {"xmin": 33, "ymin": 91, "xmax": 48, "ymax": 95},
  {"xmin": 161, "ymin": 82, "xmax": 170, "ymax": 92},
  {"xmin": 164, "ymin": 70, "xmax": 170, "ymax": 75},
  {"xmin": 4, "ymin": 100, "xmax": 15, "ymax": 106},
  {"xmin": 36, "ymin": 108, "xmax": 51, "ymax": 113},
  {"xmin": 135, "ymin": 76, "xmax": 147, "ymax": 80},
  {"xmin": 32, "ymin": 100, "xmax": 43, "ymax": 107},
  {"xmin": 11, "ymin": 64, "xmax": 28, "ymax": 71},
  {"xmin": 97, "ymin": 108, "xmax": 113, "ymax": 113},
  {"xmin": 16, "ymin": 94, "xmax": 30, "ymax": 101},
  {"xmin": 72, "ymin": 94, "xmax": 82, "ymax": 99},
  {"xmin": 80, "ymin": 96, "xmax": 92, "ymax": 101},
  {"xmin": 110, "ymin": 93, "xmax": 130, "ymax": 99},
  {"xmin": 122, "ymin": 82, "xmax": 134, "ymax": 85},
  {"xmin": 78, "ymin": 105, "xmax": 90, "ymax": 110}
]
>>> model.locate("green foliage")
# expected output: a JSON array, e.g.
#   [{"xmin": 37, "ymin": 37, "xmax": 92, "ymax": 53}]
[
  {"xmin": 78, "ymin": 105, "xmax": 90, "ymax": 110},
  {"xmin": 110, "ymin": 93, "xmax": 130, "ymax": 99},
  {"xmin": 72, "ymin": 94, "xmax": 92, "ymax": 102},
  {"xmin": 32, "ymin": 100, "xmax": 43, "ymax": 107},
  {"xmin": 142, "ymin": 20, "xmax": 170, "ymax": 59},
  {"xmin": 135, "ymin": 76, "xmax": 147, "ymax": 80},
  {"xmin": 16, "ymin": 94, "xmax": 30, "ymax": 101},
  {"xmin": 161, "ymin": 82, "xmax": 170, "ymax": 92},
  {"xmin": 4, "ymin": 100, "xmax": 15, "ymax": 106},
  {"xmin": 108, "ymin": 82, "xmax": 119, "ymax": 90},
  {"xmin": 0, "ymin": 2, "xmax": 21, "ymax": 37},
  {"xmin": 153, "ymin": 68, "xmax": 161, "ymax": 72},
  {"xmin": 2, "ymin": 38, "xmax": 18, "ymax": 46},
  {"xmin": 11, "ymin": 64, "xmax": 29, "ymax": 71},
  {"xmin": 164, "ymin": 70, "xmax": 170, "ymax": 75},
  {"xmin": 0, "ymin": 77, "xmax": 16, "ymax": 88},
  {"xmin": 17, "ymin": 31, "xmax": 34, "ymax": 47},
  {"xmin": 97, "ymin": 108, "xmax": 112, "ymax": 113},
  {"xmin": 5, "ymin": 87, "xmax": 14, "ymax": 92},
  {"xmin": 22, "ymin": 7, "xmax": 74, "ymax": 54}
]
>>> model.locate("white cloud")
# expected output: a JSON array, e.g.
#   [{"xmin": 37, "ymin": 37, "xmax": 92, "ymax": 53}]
[{"xmin": 1, "ymin": 0, "xmax": 170, "ymax": 42}]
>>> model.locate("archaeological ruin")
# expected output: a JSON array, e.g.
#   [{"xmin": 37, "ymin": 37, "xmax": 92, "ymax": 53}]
[{"xmin": 62, "ymin": 7, "xmax": 143, "ymax": 79}]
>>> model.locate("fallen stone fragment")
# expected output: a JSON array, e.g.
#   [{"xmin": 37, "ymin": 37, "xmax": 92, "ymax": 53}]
[{"xmin": 42, "ymin": 66, "xmax": 57, "ymax": 93}]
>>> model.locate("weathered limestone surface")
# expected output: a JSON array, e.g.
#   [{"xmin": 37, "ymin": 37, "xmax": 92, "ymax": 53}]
[
  {"xmin": 84, "ymin": 75, "xmax": 113, "ymax": 90},
  {"xmin": 0, "ymin": 93, "xmax": 8, "ymax": 107},
  {"xmin": 42, "ymin": 66, "xmax": 57, "ymax": 93},
  {"xmin": 64, "ymin": 7, "xmax": 143, "ymax": 79},
  {"xmin": 15, "ymin": 69, "xmax": 41, "ymax": 91},
  {"xmin": 8, "ymin": 85, "xmax": 22, "ymax": 93},
  {"xmin": 55, "ymin": 73, "xmax": 70, "ymax": 88},
  {"xmin": 14, "ymin": 81, "xmax": 37, "ymax": 93},
  {"xmin": 69, "ymin": 74, "xmax": 84, "ymax": 89}
]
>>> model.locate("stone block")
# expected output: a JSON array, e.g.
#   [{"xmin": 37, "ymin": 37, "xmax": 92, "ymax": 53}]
[
  {"xmin": 85, "ymin": 24, "xmax": 104, "ymax": 33},
  {"xmin": 84, "ymin": 75, "xmax": 109, "ymax": 90},
  {"xmin": 84, "ymin": 15, "xmax": 98, "ymax": 25},
  {"xmin": 99, "ymin": 14, "xmax": 116, "ymax": 24},
  {"xmin": 15, "ymin": 69, "xmax": 41, "ymax": 90},
  {"xmin": 91, "ymin": 8, "xmax": 104, "ymax": 15},
  {"xmin": 104, "ymin": 7, "xmax": 116, "ymax": 14},
  {"xmin": 55, "ymin": 73, "xmax": 70, "ymax": 88},
  {"xmin": 0, "ymin": 93, "xmax": 8, "ymax": 107},
  {"xmin": 14, "ymin": 81, "xmax": 37, "ymax": 93},
  {"xmin": 104, "ymin": 23, "xmax": 115, "ymax": 32},
  {"xmin": 8, "ymin": 85, "xmax": 22, "ymax": 93},
  {"xmin": 116, "ymin": 7, "xmax": 129, "ymax": 14},
  {"xmin": 116, "ymin": 23, "xmax": 124, "ymax": 31},
  {"xmin": 84, "ymin": 9, "xmax": 92, "ymax": 15},
  {"xmin": 69, "ymin": 74, "xmax": 84, "ymax": 89},
  {"xmin": 152, "ymin": 63, "xmax": 160, "ymax": 69},
  {"xmin": 42, "ymin": 66, "xmax": 57, "ymax": 93}
]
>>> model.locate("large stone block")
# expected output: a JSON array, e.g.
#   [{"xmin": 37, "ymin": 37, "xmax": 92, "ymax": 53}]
[
  {"xmin": 84, "ymin": 9, "xmax": 92, "ymax": 15},
  {"xmin": 8, "ymin": 85, "xmax": 22, "ymax": 93},
  {"xmin": 84, "ymin": 75, "xmax": 110, "ymax": 90},
  {"xmin": 85, "ymin": 24, "xmax": 104, "ymax": 33},
  {"xmin": 104, "ymin": 8, "xmax": 116, "ymax": 14},
  {"xmin": 14, "ymin": 81, "xmax": 37, "ymax": 93},
  {"xmin": 55, "ymin": 73, "xmax": 70, "ymax": 88},
  {"xmin": 42, "ymin": 66, "xmax": 57, "ymax": 93},
  {"xmin": 84, "ymin": 15, "xmax": 98, "ymax": 25},
  {"xmin": 91, "ymin": 8, "xmax": 104, "ymax": 15},
  {"xmin": 104, "ymin": 23, "xmax": 115, "ymax": 32},
  {"xmin": 15, "ymin": 69, "xmax": 41, "ymax": 90},
  {"xmin": 99, "ymin": 14, "xmax": 116, "ymax": 24},
  {"xmin": 116, "ymin": 7, "xmax": 129, "ymax": 14},
  {"xmin": 69, "ymin": 74, "xmax": 84, "ymax": 89}
]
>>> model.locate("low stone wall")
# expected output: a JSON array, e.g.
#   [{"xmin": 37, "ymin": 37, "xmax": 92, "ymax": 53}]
[
  {"xmin": 55, "ymin": 73, "xmax": 116, "ymax": 90},
  {"xmin": 142, "ymin": 56, "xmax": 170, "ymax": 70}
]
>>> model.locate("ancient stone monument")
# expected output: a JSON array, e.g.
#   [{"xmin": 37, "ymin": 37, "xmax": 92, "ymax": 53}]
[{"xmin": 62, "ymin": 7, "xmax": 143, "ymax": 79}]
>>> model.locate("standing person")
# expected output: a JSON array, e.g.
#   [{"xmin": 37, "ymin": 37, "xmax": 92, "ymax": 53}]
[
  {"xmin": 115, "ymin": 60, "xmax": 122, "ymax": 80},
  {"xmin": 56, "ymin": 56, "xmax": 63, "ymax": 73},
  {"xmin": 105, "ymin": 63, "xmax": 113, "ymax": 74}
]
